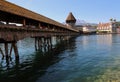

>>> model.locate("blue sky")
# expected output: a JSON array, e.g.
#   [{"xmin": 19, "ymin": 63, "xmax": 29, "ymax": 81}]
[{"xmin": 7, "ymin": 0, "xmax": 120, "ymax": 23}]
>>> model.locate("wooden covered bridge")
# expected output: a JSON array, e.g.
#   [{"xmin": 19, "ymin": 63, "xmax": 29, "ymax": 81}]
[{"xmin": 0, "ymin": 0, "xmax": 79, "ymax": 59}]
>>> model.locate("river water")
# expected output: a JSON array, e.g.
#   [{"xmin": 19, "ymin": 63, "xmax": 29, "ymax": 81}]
[{"xmin": 1, "ymin": 34, "xmax": 120, "ymax": 82}]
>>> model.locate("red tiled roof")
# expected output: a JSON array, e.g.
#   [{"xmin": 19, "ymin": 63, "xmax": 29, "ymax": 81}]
[{"xmin": 98, "ymin": 22, "xmax": 111, "ymax": 27}]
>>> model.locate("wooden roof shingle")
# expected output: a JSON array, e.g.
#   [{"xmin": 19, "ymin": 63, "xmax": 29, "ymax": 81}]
[{"xmin": 66, "ymin": 12, "xmax": 76, "ymax": 23}]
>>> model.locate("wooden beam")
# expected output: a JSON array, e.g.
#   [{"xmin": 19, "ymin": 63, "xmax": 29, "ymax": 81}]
[
  {"xmin": 5, "ymin": 43, "xmax": 8, "ymax": 58},
  {"xmin": 12, "ymin": 42, "xmax": 19, "ymax": 58},
  {"xmin": 23, "ymin": 19, "xmax": 26, "ymax": 26}
]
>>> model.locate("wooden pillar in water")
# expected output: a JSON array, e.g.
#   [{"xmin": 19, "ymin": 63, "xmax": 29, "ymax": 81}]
[
  {"xmin": 60, "ymin": 36, "xmax": 64, "ymax": 41},
  {"xmin": 5, "ymin": 43, "xmax": 9, "ymax": 58},
  {"xmin": 39, "ymin": 37, "xmax": 42, "ymax": 50},
  {"xmin": 34, "ymin": 38, "xmax": 37, "ymax": 51},
  {"xmin": 38, "ymin": 38, "xmax": 40, "ymax": 50},
  {"xmin": 47, "ymin": 37, "xmax": 52, "ymax": 47},
  {"xmin": 12, "ymin": 42, "xmax": 19, "ymax": 58},
  {"xmin": 1, "ymin": 42, "xmax": 19, "ymax": 59},
  {"xmin": 43, "ymin": 37, "xmax": 47, "ymax": 47},
  {"xmin": 9, "ymin": 43, "xmax": 13, "ymax": 57},
  {"xmin": 0, "ymin": 48, "xmax": 4, "ymax": 58},
  {"xmin": 38, "ymin": 38, "xmax": 42, "ymax": 50},
  {"xmin": 35, "ymin": 37, "xmax": 43, "ymax": 51},
  {"xmin": 50, "ymin": 37, "xmax": 52, "ymax": 46},
  {"xmin": 42, "ymin": 37, "xmax": 47, "ymax": 52},
  {"xmin": 46, "ymin": 37, "xmax": 49, "ymax": 46},
  {"xmin": 48, "ymin": 37, "xmax": 52, "ymax": 49},
  {"xmin": 56, "ymin": 36, "xmax": 59, "ymax": 43}
]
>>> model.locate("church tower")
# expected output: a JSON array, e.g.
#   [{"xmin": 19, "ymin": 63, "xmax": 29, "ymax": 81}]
[{"xmin": 66, "ymin": 12, "xmax": 76, "ymax": 28}]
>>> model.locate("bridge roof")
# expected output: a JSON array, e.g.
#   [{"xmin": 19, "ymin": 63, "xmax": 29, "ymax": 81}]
[{"xmin": 0, "ymin": 0, "xmax": 78, "ymax": 32}]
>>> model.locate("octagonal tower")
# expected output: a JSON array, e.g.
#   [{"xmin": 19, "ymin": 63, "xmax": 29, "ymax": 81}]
[{"xmin": 66, "ymin": 12, "xmax": 76, "ymax": 28}]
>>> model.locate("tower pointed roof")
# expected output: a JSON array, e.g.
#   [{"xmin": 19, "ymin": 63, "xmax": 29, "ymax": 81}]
[{"xmin": 66, "ymin": 12, "xmax": 76, "ymax": 23}]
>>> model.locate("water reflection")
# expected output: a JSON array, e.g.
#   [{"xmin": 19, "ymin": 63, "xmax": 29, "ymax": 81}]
[
  {"xmin": 1, "ymin": 34, "xmax": 120, "ymax": 82},
  {"xmin": 97, "ymin": 34, "xmax": 112, "ymax": 46},
  {"xmin": 37, "ymin": 34, "xmax": 120, "ymax": 82},
  {"xmin": 0, "ymin": 36, "xmax": 76, "ymax": 82}
]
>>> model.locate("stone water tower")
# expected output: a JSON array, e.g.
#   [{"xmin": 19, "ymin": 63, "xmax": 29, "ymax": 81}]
[{"xmin": 66, "ymin": 12, "xmax": 76, "ymax": 28}]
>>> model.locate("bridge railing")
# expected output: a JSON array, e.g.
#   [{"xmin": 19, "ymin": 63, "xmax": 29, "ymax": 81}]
[
  {"xmin": 0, "ymin": 25, "xmax": 77, "ymax": 41},
  {"xmin": 0, "ymin": 25, "xmax": 65, "ymax": 32}
]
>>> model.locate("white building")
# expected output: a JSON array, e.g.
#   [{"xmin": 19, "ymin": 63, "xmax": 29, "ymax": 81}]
[
  {"xmin": 82, "ymin": 26, "xmax": 89, "ymax": 32},
  {"xmin": 97, "ymin": 19, "xmax": 118, "ymax": 33},
  {"xmin": 97, "ymin": 22, "xmax": 113, "ymax": 33},
  {"xmin": 76, "ymin": 25, "xmax": 96, "ymax": 34}
]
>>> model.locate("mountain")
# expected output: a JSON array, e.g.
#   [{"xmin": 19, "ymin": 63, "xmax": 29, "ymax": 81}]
[
  {"xmin": 75, "ymin": 19, "xmax": 98, "ymax": 26},
  {"xmin": 75, "ymin": 19, "xmax": 86, "ymax": 25},
  {"xmin": 63, "ymin": 19, "xmax": 98, "ymax": 27}
]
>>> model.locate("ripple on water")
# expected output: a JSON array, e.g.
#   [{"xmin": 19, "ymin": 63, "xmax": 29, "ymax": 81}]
[{"xmin": 1, "ymin": 35, "xmax": 120, "ymax": 82}]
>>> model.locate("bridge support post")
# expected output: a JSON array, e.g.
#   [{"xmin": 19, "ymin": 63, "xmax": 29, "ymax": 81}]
[
  {"xmin": 35, "ymin": 37, "xmax": 43, "ymax": 51},
  {"xmin": 0, "ymin": 41, "xmax": 19, "ymax": 60},
  {"xmin": 43, "ymin": 37, "xmax": 52, "ymax": 52},
  {"xmin": 43, "ymin": 37, "xmax": 46, "ymax": 47},
  {"xmin": 48, "ymin": 37, "xmax": 52, "ymax": 46},
  {"xmin": 12, "ymin": 42, "xmax": 19, "ymax": 59},
  {"xmin": 57, "ymin": 36, "xmax": 63, "ymax": 42},
  {"xmin": 0, "ymin": 48, "xmax": 4, "ymax": 59},
  {"xmin": 5, "ymin": 43, "xmax": 9, "ymax": 59},
  {"xmin": 34, "ymin": 36, "xmax": 53, "ymax": 52},
  {"xmin": 35, "ymin": 37, "xmax": 38, "ymax": 51},
  {"xmin": 56, "ymin": 36, "xmax": 59, "ymax": 43},
  {"xmin": 38, "ymin": 37, "xmax": 42, "ymax": 50}
]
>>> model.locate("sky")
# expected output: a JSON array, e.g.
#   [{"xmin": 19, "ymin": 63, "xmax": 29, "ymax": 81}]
[{"xmin": 7, "ymin": 0, "xmax": 120, "ymax": 24}]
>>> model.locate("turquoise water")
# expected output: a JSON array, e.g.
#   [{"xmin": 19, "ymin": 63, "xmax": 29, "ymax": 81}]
[
  {"xmin": 1, "ymin": 34, "xmax": 120, "ymax": 82},
  {"xmin": 37, "ymin": 34, "xmax": 120, "ymax": 82}
]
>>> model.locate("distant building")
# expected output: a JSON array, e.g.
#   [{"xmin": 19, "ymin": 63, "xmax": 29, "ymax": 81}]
[
  {"xmin": 82, "ymin": 26, "xmax": 89, "ymax": 32},
  {"xmin": 115, "ymin": 22, "xmax": 120, "ymax": 33},
  {"xmin": 97, "ymin": 19, "xmax": 118, "ymax": 33},
  {"xmin": 97, "ymin": 22, "xmax": 113, "ymax": 33},
  {"xmin": 76, "ymin": 25, "xmax": 96, "ymax": 34}
]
